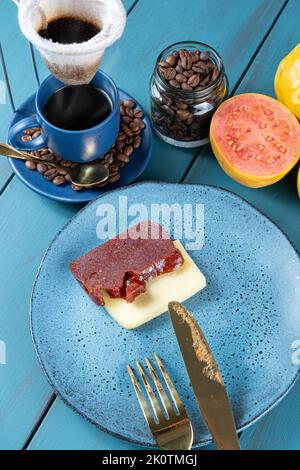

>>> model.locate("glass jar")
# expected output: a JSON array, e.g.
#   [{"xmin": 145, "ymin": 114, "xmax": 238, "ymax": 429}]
[{"xmin": 150, "ymin": 41, "xmax": 228, "ymax": 147}]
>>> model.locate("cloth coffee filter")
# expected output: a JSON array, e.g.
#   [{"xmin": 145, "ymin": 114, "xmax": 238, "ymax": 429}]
[{"xmin": 18, "ymin": 0, "xmax": 126, "ymax": 85}]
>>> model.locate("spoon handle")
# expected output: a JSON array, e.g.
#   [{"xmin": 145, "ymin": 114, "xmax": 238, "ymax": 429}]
[{"xmin": 0, "ymin": 143, "xmax": 66, "ymax": 172}]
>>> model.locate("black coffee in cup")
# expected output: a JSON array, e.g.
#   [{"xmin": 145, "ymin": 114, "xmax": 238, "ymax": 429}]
[
  {"xmin": 44, "ymin": 85, "xmax": 112, "ymax": 131},
  {"xmin": 38, "ymin": 17, "xmax": 100, "ymax": 44}
]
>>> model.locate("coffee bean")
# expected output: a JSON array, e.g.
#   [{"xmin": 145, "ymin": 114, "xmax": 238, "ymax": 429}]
[
  {"xmin": 40, "ymin": 152, "xmax": 55, "ymax": 161},
  {"xmin": 181, "ymin": 82, "xmax": 193, "ymax": 91},
  {"xmin": 176, "ymin": 109, "xmax": 190, "ymax": 121},
  {"xmin": 200, "ymin": 51, "xmax": 210, "ymax": 61},
  {"xmin": 158, "ymin": 61, "xmax": 170, "ymax": 69},
  {"xmin": 179, "ymin": 49, "xmax": 188, "ymax": 60},
  {"xmin": 121, "ymin": 115, "xmax": 131, "ymax": 124},
  {"xmin": 182, "ymin": 56, "xmax": 192, "ymax": 70},
  {"xmin": 183, "ymin": 70, "xmax": 193, "ymax": 78},
  {"xmin": 22, "ymin": 135, "xmax": 32, "ymax": 142},
  {"xmin": 60, "ymin": 160, "xmax": 73, "ymax": 167},
  {"xmin": 134, "ymin": 109, "xmax": 144, "ymax": 119},
  {"xmin": 37, "ymin": 163, "xmax": 48, "ymax": 174},
  {"xmin": 44, "ymin": 168, "xmax": 58, "ymax": 180},
  {"xmin": 39, "ymin": 148, "xmax": 50, "ymax": 155},
  {"xmin": 32, "ymin": 130, "xmax": 42, "ymax": 139},
  {"xmin": 133, "ymin": 135, "xmax": 141, "ymax": 148},
  {"xmin": 175, "ymin": 73, "xmax": 187, "ymax": 83},
  {"xmin": 72, "ymin": 184, "xmax": 83, "ymax": 191},
  {"xmin": 53, "ymin": 175, "xmax": 66, "ymax": 186},
  {"xmin": 57, "ymin": 168, "xmax": 68, "ymax": 176},
  {"xmin": 121, "ymin": 124, "xmax": 133, "ymax": 137},
  {"xmin": 25, "ymin": 160, "xmax": 37, "ymax": 170},
  {"xmin": 161, "ymin": 67, "xmax": 176, "ymax": 81},
  {"xmin": 117, "ymin": 153, "xmax": 130, "ymax": 163},
  {"xmin": 176, "ymin": 64, "xmax": 183, "ymax": 74},
  {"xmin": 169, "ymin": 79, "xmax": 181, "ymax": 89},
  {"xmin": 109, "ymin": 173, "xmax": 121, "ymax": 183},
  {"xmin": 123, "ymin": 99, "xmax": 135, "ymax": 108},
  {"xmin": 166, "ymin": 55, "xmax": 177, "ymax": 67},
  {"xmin": 123, "ymin": 145, "xmax": 134, "ymax": 157},
  {"xmin": 129, "ymin": 121, "xmax": 140, "ymax": 132},
  {"xmin": 125, "ymin": 107, "xmax": 134, "ymax": 118},
  {"xmin": 188, "ymin": 74, "xmax": 200, "ymax": 88},
  {"xmin": 211, "ymin": 67, "xmax": 219, "ymax": 81}
]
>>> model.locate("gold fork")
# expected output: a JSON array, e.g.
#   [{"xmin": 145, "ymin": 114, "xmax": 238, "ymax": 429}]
[{"xmin": 127, "ymin": 353, "xmax": 193, "ymax": 450}]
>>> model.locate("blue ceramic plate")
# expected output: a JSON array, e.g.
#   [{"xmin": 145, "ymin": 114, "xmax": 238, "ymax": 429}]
[
  {"xmin": 7, "ymin": 90, "xmax": 153, "ymax": 204},
  {"xmin": 31, "ymin": 182, "xmax": 300, "ymax": 448}
]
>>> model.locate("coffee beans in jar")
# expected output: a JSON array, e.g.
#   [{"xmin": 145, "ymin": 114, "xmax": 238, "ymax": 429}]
[{"xmin": 150, "ymin": 41, "xmax": 228, "ymax": 147}]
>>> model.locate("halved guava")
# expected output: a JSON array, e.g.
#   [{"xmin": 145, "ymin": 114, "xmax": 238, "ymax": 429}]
[{"xmin": 210, "ymin": 93, "xmax": 300, "ymax": 188}]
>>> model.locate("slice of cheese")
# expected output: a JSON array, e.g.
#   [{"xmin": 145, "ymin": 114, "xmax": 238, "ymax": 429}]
[{"xmin": 102, "ymin": 240, "xmax": 206, "ymax": 329}]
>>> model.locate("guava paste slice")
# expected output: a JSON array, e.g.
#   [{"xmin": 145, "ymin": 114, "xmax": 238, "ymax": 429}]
[{"xmin": 70, "ymin": 221, "xmax": 184, "ymax": 305}]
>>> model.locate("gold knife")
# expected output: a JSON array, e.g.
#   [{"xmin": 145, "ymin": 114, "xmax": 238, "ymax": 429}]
[{"xmin": 168, "ymin": 301, "xmax": 240, "ymax": 450}]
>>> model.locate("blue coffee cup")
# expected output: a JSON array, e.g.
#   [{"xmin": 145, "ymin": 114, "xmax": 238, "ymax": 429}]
[{"xmin": 9, "ymin": 71, "xmax": 120, "ymax": 162}]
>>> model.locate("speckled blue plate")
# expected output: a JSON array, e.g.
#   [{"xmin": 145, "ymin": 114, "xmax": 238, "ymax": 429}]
[
  {"xmin": 30, "ymin": 182, "xmax": 300, "ymax": 448},
  {"xmin": 7, "ymin": 90, "xmax": 152, "ymax": 204}
]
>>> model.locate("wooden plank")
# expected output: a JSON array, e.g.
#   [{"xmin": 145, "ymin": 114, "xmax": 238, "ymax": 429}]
[
  {"xmin": 0, "ymin": 1, "xmax": 39, "ymax": 189},
  {"xmin": 28, "ymin": 399, "xmax": 147, "ymax": 450},
  {"xmin": 0, "ymin": 177, "xmax": 75, "ymax": 449},
  {"xmin": 184, "ymin": 0, "xmax": 300, "ymax": 450},
  {"xmin": 21, "ymin": 0, "xmax": 290, "ymax": 450},
  {"xmin": 240, "ymin": 380, "xmax": 300, "ymax": 449}
]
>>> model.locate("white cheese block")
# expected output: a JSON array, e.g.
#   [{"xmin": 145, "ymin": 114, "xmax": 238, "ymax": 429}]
[{"xmin": 102, "ymin": 240, "xmax": 206, "ymax": 329}]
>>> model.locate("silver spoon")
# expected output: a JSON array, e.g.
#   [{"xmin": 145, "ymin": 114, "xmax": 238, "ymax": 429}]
[{"xmin": 0, "ymin": 143, "xmax": 109, "ymax": 187}]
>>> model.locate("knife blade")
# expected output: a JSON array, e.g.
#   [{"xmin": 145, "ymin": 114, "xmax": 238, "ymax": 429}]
[{"xmin": 168, "ymin": 301, "xmax": 240, "ymax": 450}]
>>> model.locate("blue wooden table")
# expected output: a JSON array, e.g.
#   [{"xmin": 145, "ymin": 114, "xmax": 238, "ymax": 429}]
[{"xmin": 0, "ymin": 0, "xmax": 299, "ymax": 450}]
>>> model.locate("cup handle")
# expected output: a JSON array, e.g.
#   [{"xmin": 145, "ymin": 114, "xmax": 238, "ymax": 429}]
[{"xmin": 8, "ymin": 115, "xmax": 47, "ymax": 151}]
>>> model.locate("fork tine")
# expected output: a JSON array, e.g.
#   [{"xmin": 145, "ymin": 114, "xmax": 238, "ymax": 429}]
[
  {"xmin": 127, "ymin": 365, "xmax": 156, "ymax": 428},
  {"xmin": 135, "ymin": 360, "xmax": 166, "ymax": 422},
  {"xmin": 154, "ymin": 353, "xmax": 186, "ymax": 416},
  {"xmin": 145, "ymin": 357, "xmax": 175, "ymax": 418}
]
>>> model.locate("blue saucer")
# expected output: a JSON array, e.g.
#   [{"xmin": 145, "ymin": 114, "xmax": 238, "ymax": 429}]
[
  {"xmin": 31, "ymin": 182, "xmax": 300, "ymax": 448},
  {"xmin": 7, "ymin": 90, "xmax": 153, "ymax": 204}
]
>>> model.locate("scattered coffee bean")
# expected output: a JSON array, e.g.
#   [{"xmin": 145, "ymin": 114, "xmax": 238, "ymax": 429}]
[
  {"xmin": 25, "ymin": 161, "xmax": 36, "ymax": 170},
  {"xmin": 117, "ymin": 153, "xmax": 130, "ymax": 163},
  {"xmin": 23, "ymin": 99, "xmax": 144, "ymax": 191},
  {"xmin": 32, "ymin": 130, "xmax": 42, "ymax": 139},
  {"xmin": 44, "ymin": 168, "xmax": 58, "ymax": 180},
  {"xmin": 53, "ymin": 175, "xmax": 66, "ymax": 186},
  {"xmin": 123, "ymin": 99, "xmax": 135, "ymax": 108},
  {"xmin": 133, "ymin": 135, "xmax": 141, "ymax": 149},
  {"xmin": 22, "ymin": 135, "xmax": 32, "ymax": 142},
  {"xmin": 37, "ymin": 163, "xmax": 48, "ymax": 174},
  {"xmin": 123, "ymin": 145, "xmax": 134, "ymax": 157},
  {"xmin": 108, "ymin": 173, "xmax": 121, "ymax": 183}
]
